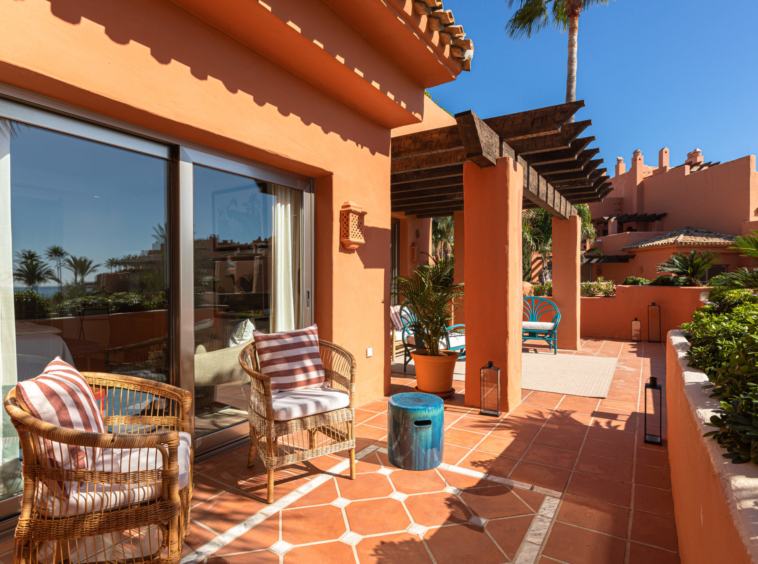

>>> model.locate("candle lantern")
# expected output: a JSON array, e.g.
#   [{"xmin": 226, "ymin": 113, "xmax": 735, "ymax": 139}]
[
  {"xmin": 480, "ymin": 361, "xmax": 501, "ymax": 417},
  {"xmin": 644, "ymin": 376, "xmax": 663, "ymax": 445},
  {"xmin": 648, "ymin": 302, "xmax": 661, "ymax": 343},
  {"xmin": 631, "ymin": 318, "xmax": 641, "ymax": 342}
]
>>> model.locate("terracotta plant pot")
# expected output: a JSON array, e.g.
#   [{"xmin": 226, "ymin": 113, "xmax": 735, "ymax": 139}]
[{"xmin": 411, "ymin": 350, "xmax": 459, "ymax": 399}]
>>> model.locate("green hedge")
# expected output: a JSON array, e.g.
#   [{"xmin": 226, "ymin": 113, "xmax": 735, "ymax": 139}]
[
  {"xmin": 14, "ymin": 290, "xmax": 167, "ymax": 320},
  {"xmin": 622, "ymin": 276, "xmax": 650, "ymax": 286},
  {"xmin": 682, "ymin": 289, "xmax": 758, "ymax": 463}
]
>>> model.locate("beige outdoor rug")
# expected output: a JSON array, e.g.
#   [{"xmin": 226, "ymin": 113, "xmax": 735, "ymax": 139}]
[
  {"xmin": 521, "ymin": 353, "xmax": 617, "ymax": 398},
  {"xmin": 393, "ymin": 354, "xmax": 617, "ymax": 398}
]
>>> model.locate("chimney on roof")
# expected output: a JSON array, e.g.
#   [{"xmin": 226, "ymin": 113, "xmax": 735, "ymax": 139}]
[
  {"xmin": 615, "ymin": 157, "xmax": 625, "ymax": 177},
  {"xmin": 658, "ymin": 147, "xmax": 669, "ymax": 170},
  {"xmin": 686, "ymin": 149, "xmax": 704, "ymax": 165}
]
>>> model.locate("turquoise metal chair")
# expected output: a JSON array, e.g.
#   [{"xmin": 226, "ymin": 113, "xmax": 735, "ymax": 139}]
[
  {"xmin": 522, "ymin": 297, "xmax": 561, "ymax": 354},
  {"xmin": 399, "ymin": 306, "xmax": 466, "ymax": 372}
]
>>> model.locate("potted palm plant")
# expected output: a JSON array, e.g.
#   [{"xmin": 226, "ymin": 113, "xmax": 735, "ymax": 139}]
[{"xmin": 394, "ymin": 258, "xmax": 464, "ymax": 398}]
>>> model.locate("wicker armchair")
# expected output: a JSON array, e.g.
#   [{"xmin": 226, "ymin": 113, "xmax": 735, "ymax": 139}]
[
  {"xmin": 239, "ymin": 340, "xmax": 356, "ymax": 503},
  {"xmin": 4, "ymin": 373, "xmax": 193, "ymax": 564}
]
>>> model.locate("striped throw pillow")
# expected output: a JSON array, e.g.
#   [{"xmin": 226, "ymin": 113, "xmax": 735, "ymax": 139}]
[
  {"xmin": 389, "ymin": 305, "xmax": 404, "ymax": 331},
  {"xmin": 253, "ymin": 325, "xmax": 326, "ymax": 392},
  {"xmin": 16, "ymin": 357, "xmax": 105, "ymax": 495}
]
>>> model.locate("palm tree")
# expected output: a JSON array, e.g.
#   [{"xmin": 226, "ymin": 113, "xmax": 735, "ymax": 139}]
[
  {"xmin": 45, "ymin": 245, "xmax": 68, "ymax": 292},
  {"xmin": 432, "ymin": 216, "xmax": 454, "ymax": 261},
  {"xmin": 657, "ymin": 250, "xmax": 719, "ymax": 286},
  {"xmin": 15, "ymin": 249, "xmax": 41, "ymax": 263},
  {"xmin": 63, "ymin": 255, "xmax": 101, "ymax": 284},
  {"xmin": 13, "ymin": 258, "xmax": 57, "ymax": 291},
  {"xmin": 505, "ymin": 0, "xmax": 614, "ymax": 114},
  {"xmin": 105, "ymin": 257, "xmax": 120, "ymax": 273}
]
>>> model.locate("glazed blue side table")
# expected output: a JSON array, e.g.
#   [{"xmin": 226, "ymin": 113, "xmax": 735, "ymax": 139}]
[{"xmin": 387, "ymin": 392, "xmax": 444, "ymax": 471}]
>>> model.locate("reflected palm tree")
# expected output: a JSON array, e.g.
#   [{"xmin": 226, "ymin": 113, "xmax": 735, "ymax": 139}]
[
  {"xmin": 0, "ymin": 118, "xmax": 29, "ymax": 140},
  {"xmin": 45, "ymin": 245, "xmax": 68, "ymax": 293},
  {"xmin": 63, "ymin": 255, "xmax": 101, "ymax": 284},
  {"xmin": 13, "ymin": 250, "xmax": 57, "ymax": 291}
]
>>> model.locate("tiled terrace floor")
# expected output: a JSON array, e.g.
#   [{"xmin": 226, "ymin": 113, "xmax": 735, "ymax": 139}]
[{"xmin": 182, "ymin": 339, "xmax": 678, "ymax": 564}]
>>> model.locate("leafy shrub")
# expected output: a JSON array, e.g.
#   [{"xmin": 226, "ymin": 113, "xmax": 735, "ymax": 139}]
[
  {"xmin": 533, "ymin": 282, "xmax": 552, "ymax": 297},
  {"xmin": 708, "ymin": 289, "xmax": 758, "ymax": 315},
  {"xmin": 580, "ymin": 278, "xmax": 615, "ymax": 297},
  {"xmin": 14, "ymin": 290, "xmax": 52, "ymax": 320},
  {"xmin": 649, "ymin": 275, "xmax": 687, "ymax": 287},
  {"xmin": 54, "ymin": 292, "xmax": 168, "ymax": 316},
  {"xmin": 622, "ymin": 276, "xmax": 649, "ymax": 286}
]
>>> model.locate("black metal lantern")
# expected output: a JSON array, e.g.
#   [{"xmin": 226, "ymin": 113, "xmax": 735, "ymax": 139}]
[
  {"xmin": 644, "ymin": 376, "xmax": 663, "ymax": 445},
  {"xmin": 631, "ymin": 318, "xmax": 641, "ymax": 342},
  {"xmin": 648, "ymin": 302, "xmax": 661, "ymax": 343},
  {"xmin": 480, "ymin": 361, "xmax": 501, "ymax": 417}
]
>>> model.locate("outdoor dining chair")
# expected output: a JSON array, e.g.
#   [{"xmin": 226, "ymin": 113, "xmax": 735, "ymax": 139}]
[
  {"xmin": 522, "ymin": 296, "xmax": 561, "ymax": 354},
  {"xmin": 397, "ymin": 306, "xmax": 466, "ymax": 371}
]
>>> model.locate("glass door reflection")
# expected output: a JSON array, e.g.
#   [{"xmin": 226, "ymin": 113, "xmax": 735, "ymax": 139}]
[{"xmin": 193, "ymin": 165, "xmax": 302, "ymax": 438}]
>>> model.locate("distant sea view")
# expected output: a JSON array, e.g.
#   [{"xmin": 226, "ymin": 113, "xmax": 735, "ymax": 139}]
[{"xmin": 14, "ymin": 286, "xmax": 59, "ymax": 297}]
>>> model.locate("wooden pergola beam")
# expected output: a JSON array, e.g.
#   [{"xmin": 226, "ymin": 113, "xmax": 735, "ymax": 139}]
[
  {"xmin": 390, "ymin": 125, "xmax": 461, "ymax": 159},
  {"xmin": 511, "ymin": 120, "xmax": 591, "ymax": 155},
  {"xmin": 455, "ymin": 110, "xmax": 499, "ymax": 167},
  {"xmin": 509, "ymin": 144, "xmax": 575, "ymax": 219},
  {"xmin": 392, "ymin": 185, "xmax": 463, "ymax": 201},
  {"xmin": 391, "ymin": 192, "xmax": 463, "ymax": 208},
  {"xmin": 393, "ymin": 199, "xmax": 465, "ymax": 213},
  {"xmin": 391, "ymin": 164, "xmax": 464, "ymax": 185},
  {"xmin": 391, "ymin": 148, "xmax": 466, "ymax": 174},
  {"xmin": 484, "ymin": 101, "xmax": 584, "ymax": 141},
  {"xmin": 390, "ymin": 176, "xmax": 463, "ymax": 193},
  {"xmin": 525, "ymin": 136, "xmax": 595, "ymax": 166}
]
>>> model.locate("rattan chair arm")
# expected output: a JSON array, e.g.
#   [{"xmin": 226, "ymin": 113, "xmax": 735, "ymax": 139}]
[
  {"xmin": 239, "ymin": 343, "xmax": 274, "ymax": 419},
  {"xmin": 103, "ymin": 415, "xmax": 191, "ymax": 432}
]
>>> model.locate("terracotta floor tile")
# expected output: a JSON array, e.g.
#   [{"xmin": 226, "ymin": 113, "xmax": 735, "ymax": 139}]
[
  {"xmin": 285, "ymin": 454, "xmax": 342, "ymax": 475},
  {"xmin": 282, "ymin": 504, "xmax": 346, "ymax": 545},
  {"xmin": 542, "ymin": 522, "xmax": 626, "ymax": 564},
  {"xmin": 460, "ymin": 485, "xmax": 535, "ymax": 519},
  {"xmin": 234, "ymin": 473, "xmax": 309, "ymax": 504},
  {"xmin": 629, "ymin": 542, "xmax": 680, "ymax": 564},
  {"xmin": 346, "ymin": 498, "xmax": 411, "ymax": 535},
  {"xmin": 284, "ymin": 542, "xmax": 355, "ymax": 563},
  {"xmin": 634, "ymin": 484, "xmax": 675, "ymax": 517},
  {"xmin": 183, "ymin": 521, "xmax": 220, "ymax": 553},
  {"xmin": 581, "ymin": 438, "xmax": 635, "ymax": 462},
  {"xmin": 355, "ymin": 532, "xmax": 433, "ymax": 564},
  {"xmin": 550, "ymin": 411, "xmax": 593, "ymax": 427},
  {"xmin": 197, "ymin": 455, "xmax": 267, "ymax": 487},
  {"xmin": 338, "ymin": 451, "xmax": 384, "ymax": 475},
  {"xmin": 557, "ymin": 494, "xmax": 630, "ymax": 537},
  {"xmin": 442, "ymin": 443, "xmax": 471, "ymax": 465},
  {"xmin": 355, "ymin": 424, "xmax": 388, "ymax": 441},
  {"xmin": 523, "ymin": 395, "xmax": 562, "ymax": 409},
  {"xmin": 490, "ymin": 421, "xmax": 543, "ymax": 442},
  {"xmin": 558, "ymin": 401, "xmax": 599, "ymax": 414},
  {"xmin": 355, "ymin": 408, "xmax": 381, "ymax": 423},
  {"xmin": 423, "ymin": 524, "xmax": 506, "ymax": 564},
  {"xmin": 566, "ymin": 472, "xmax": 632, "ymax": 507},
  {"xmin": 514, "ymin": 487, "xmax": 547, "ymax": 511},
  {"xmin": 512, "ymin": 405, "xmax": 554, "ymax": 419},
  {"xmin": 523, "ymin": 443, "xmax": 578, "ymax": 470},
  {"xmin": 475, "ymin": 435, "xmax": 530, "ymax": 458},
  {"xmin": 216, "ymin": 515, "xmax": 278, "ymax": 554},
  {"xmin": 206, "ymin": 551, "xmax": 278, "ymax": 564},
  {"xmin": 485, "ymin": 515, "xmax": 534, "ymax": 560},
  {"xmin": 451, "ymin": 416, "xmax": 501, "ymax": 435},
  {"xmin": 437, "ymin": 468, "xmax": 499, "ymax": 490},
  {"xmin": 458, "ymin": 450, "xmax": 518, "ymax": 479},
  {"xmin": 509, "ymin": 461, "xmax": 571, "ymax": 492},
  {"xmin": 360, "ymin": 400, "xmax": 389, "ymax": 413},
  {"xmin": 533, "ymin": 429, "xmax": 585, "ymax": 451},
  {"xmin": 444, "ymin": 428, "xmax": 487, "ymax": 449},
  {"xmin": 586, "ymin": 427, "xmax": 636, "ymax": 446},
  {"xmin": 336, "ymin": 472, "xmax": 394, "ymax": 500},
  {"xmin": 576, "ymin": 453, "xmax": 633, "ymax": 481},
  {"xmin": 194, "ymin": 452, "xmax": 239, "ymax": 473},
  {"xmin": 191, "ymin": 474, "xmax": 230, "ymax": 507},
  {"xmin": 540, "ymin": 421, "xmax": 588, "ymax": 437},
  {"xmin": 390, "ymin": 469, "xmax": 447, "ymax": 494},
  {"xmin": 563, "ymin": 395, "xmax": 602, "ymax": 406},
  {"xmin": 636, "ymin": 447, "xmax": 671, "ymax": 468},
  {"xmin": 631, "ymin": 511, "xmax": 679, "ymax": 551},
  {"xmin": 288, "ymin": 477, "xmax": 339, "ymax": 508},
  {"xmin": 635, "ymin": 463, "xmax": 672, "ymax": 489},
  {"xmin": 405, "ymin": 492, "xmax": 471, "ymax": 526},
  {"xmin": 192, "ymin": 489, "xmax": 264, "ymax": 534}
]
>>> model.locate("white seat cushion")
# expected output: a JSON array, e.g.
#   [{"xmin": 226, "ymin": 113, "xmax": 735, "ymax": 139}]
[
  {"xmin": 407, "ymin": 334, "xmax": 465, "ymax": 349},
  {"xmin": 41, "ymin": 431, "xmax": 192, "ymax": 518},
  {"xmin": 393, "ymin": 330, "xmax": 404, "ymax": 342},
  {"xmin": 523, "ymin": 321, "xmax": 555, "ymax": 331},
  {"xmin": 271, "ymin": 387, "xmax": 350, "ymax": 421}
]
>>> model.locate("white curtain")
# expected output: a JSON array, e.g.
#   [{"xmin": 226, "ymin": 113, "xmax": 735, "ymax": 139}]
[
  {"xmin": 0, "ymin": 134, "xmax": 21, "ymax": 499},
  {"xmin": 271, "ymin": 185, "xmax": 295, "ymax": 332}
]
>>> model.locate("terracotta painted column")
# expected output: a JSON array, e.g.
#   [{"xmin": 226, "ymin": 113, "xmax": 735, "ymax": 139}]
[
  {"xmin": 552, "ymin": 215, "xmax": 581, "ymax": 351},
  {"xmin": 463, "ymin": 158, "xmax": 522, "ymax": 412},
  {"xmin": 453, "ymin": 210, "xmax": 465, "ymax": 325}
]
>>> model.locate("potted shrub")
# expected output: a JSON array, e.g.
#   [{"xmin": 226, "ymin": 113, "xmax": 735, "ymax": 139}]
[{"xmin": 394, "ymin": 258, "xmax": 464, "ymax": 398}]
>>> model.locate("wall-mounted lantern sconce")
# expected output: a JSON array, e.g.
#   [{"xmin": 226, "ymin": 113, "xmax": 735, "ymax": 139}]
[
  {"xmin": 410, "ymin": 242, "xmax": 420, "ymax": 263},
  {"xmin": 340, "ymin": 202, "xmax": 367, "ymax": 250}
]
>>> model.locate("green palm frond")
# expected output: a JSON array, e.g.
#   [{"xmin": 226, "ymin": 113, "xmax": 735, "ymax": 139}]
[
  {"xmin": 730, "ymin": 231, "xmax": 758, "ymax": 258},
  {"xmin": 656, "ymin": 250, "xmax": 719, "ymax": 286},
  {"xmin": 713, "ymin": 268, "xmax": 758, "ymax": 290}
]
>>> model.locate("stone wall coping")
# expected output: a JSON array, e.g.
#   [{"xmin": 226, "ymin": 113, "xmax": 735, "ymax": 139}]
[{"xmin": 669, "ymin": 329, "xmax": 758, "ymax": 559}]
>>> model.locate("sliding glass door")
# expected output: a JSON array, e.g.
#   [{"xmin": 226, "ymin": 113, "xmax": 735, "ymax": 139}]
[{"xmin": 192, "ymin": 164, "xmax": 304, "ymax": 438}]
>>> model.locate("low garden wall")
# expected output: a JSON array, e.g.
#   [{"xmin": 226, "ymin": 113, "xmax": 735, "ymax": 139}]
[
  {"xmin": 667, "ymin": 330, "xmax": 758, "ymax": 563},
  {"xmin": 581, "ymin": 285, "xmax": 707, "ymax": 341}
]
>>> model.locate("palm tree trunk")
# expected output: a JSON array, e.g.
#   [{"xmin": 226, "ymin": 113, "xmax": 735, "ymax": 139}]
[{"xmin": 565, "ymin": 13, "xmax": 579, "ymax": 121}]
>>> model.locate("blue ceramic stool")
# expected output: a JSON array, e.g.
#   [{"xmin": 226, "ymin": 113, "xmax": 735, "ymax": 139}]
[{"xmin": 387, "ymin": 393, "xmax": 444, "ymax": 471}]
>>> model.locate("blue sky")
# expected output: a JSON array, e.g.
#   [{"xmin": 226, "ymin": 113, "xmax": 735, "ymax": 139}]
[{"xmin": 429, "ymin": 0, "xmax": 758, "ymax": 170}]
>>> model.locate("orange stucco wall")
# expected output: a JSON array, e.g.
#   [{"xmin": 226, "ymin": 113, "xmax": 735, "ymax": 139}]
[
  {"xmin": 666, "ymin": 335, "xmax": 753, "ymax": 564},
  {"xmin": 581, "ymin": 286, "xmax": 706, "ymax": 341},
  {"xmin": 463, "ymin": 158, "xmax": 522, "ymax": 412},
  {"xmin": 0, "ymin": 0, "xmax": 460, "ymax": 406}
]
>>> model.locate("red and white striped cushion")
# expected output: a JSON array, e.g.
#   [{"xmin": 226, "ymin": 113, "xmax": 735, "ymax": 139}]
[
  {"xmin": 16, "ymin": 357, "xmax": 105, "ymax": 495},
  {"xmin": 390, "ymin": 305, "xmax": 404, "ymax": 331},
  {"xmin": 253, "ymin": 325, "xmax": 326, "ymax": 392}
]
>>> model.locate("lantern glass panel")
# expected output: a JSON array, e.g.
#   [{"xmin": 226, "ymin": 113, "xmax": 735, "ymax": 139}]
[
  {"xmin": 480, "ymin": 362, "xmax": 501, "ymax": 417},
  {"xmin": 648, "ymin": 303, "xmax": 661, "ymax": 343},
  {"xmin": 631, "ymin": 318, "xmax": 641, "ymax": 342},
  {"xmin": 644, "ymin": 376, "xmax": 662, "ymax": 445}
]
